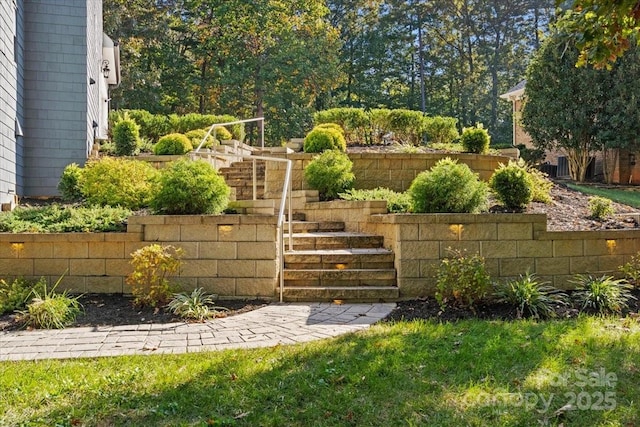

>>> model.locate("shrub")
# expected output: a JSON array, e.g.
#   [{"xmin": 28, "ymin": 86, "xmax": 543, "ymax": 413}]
[
  {"xmin": 619, "ymin": 252, "xmax": 640, "ymax": 287},
  {"xmin": 0, "ymin": 277, "xmax": 46, "ymax": 315},
  {"xmin": 339, "ymin": 187, "xmax": 411, "ymax": 213},
  {"xmin": 210, "ymin": 126, "xmax": 233, "ymax": 141},
  {"xmin": 494, "ymin": 272, "xmax": 567, "ymax": 319},
  {"xmin": 516, "ymin": 144, "xmax": 546, "ymax": 165},
  {"xmin": 0, "ymin": 204, "xmax": 131, "ymax": 233},
  {"xmin": 305, "ymin": 150, "xmax": 355, "ymax": 200},
  {"xmin": 303, "ymin": 127, "xmax": 347, "ymax": 153},
  {"xmin": 58, "ymin": 163, "xmax": 84, "ymax": 202},
  {"xmin": 461, "ymin": 124, "xmax": 490, "ymax": 154},
  {"xmin": 314, "ymin": 108, "xmax": 369, "ymax": 144},
  {"xmin": 315, "ymin": 123, "xmax": 345, "ymax": 135},
  {"xmin": 154, "ymin": 133, "xmax": 193, "ymax": 155},
  {"xmin": 112, "ymin": 114, "xmax": 141, "ymax": 156},
  {"xmin": 151, "ymin": 158, "xmax": 230, "ymax": 215},
  {"xmin": 528, "ymin": 167, "xmax": 553, "ymax": 204},
  {"xmin": 572, "ymin": 274, "xmax": 635, "ymax": 314},
  {"xmin": 408, "ymin": 158, "xmax": 488, "ymax": 213},
  {"xmin": 369, "ymin": 108, "xmax": 392, "ymax": 144},
  {"xmin": 79, "ymin": 157, "xmax": 158, "ymax": 210},
  {"xmin": 185, "ymin": 129, "xmax": 217, "ymax": 150},
  {"xmin": 18, "ymin": 277, "xmax": 82, "ymax": 329},
  {"xmin": 126, "ymin": 244, "xmax": 183, "ymax": 308},
  {"xmin": 424, "ymin": 116, "xmax": 459, "ymax": 146},
  {"xmin": 435, "ymin": 249, "xmax": 492, "ymax": 310},
  {"xmin": 168, "ymin": 288, "xmax": 228, "ymax": 322},
  {"xmin": 588, "ymin": 196, "xmax": 615, "ymax": 220},
  {"xmin": 490, "ymin": 161, "xmax": 533, "ymax": 210},
  {"xmin": 386, "ymin": 109, "xmax": 426, "ymax": 145}
]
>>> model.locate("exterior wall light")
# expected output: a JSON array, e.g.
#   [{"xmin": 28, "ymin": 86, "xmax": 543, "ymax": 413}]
[{"xmin": 102, "ymin": 60, "xmax": 110, "ymax": 79}]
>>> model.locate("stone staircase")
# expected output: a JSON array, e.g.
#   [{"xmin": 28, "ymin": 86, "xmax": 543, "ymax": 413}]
[
  {"xmin": 219, "ymin": 159, "xmax": 266, "ymax": 200},
  {"xmin": 282, "ymin": 216, "xmax": 399, "ymax": 302}
]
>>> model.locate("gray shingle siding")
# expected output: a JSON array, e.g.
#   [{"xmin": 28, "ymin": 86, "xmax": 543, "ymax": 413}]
[{"xmin": 0, "ymin": 0, "xmax": 105, "ymax": 199}]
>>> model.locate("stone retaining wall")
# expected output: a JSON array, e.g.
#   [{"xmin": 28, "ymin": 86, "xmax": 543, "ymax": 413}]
[
  {"xmin": 0, "ymin": 215, "xmax": 279, "ymax": 299},
  {"xmin": 265, "ymin": 152, "xmax": 511, "ymax": 194}
]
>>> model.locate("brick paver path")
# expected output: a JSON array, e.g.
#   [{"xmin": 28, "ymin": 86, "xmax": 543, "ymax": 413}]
[{"xmin": 0, "ymin": 303, "xmax": 395, "ymax": 361}]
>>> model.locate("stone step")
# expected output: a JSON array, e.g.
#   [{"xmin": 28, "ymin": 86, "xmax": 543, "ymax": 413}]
[
  {"xmin": 283, "ymin": 286, "xmax": 399, "ymax": 302},
  {"xmin": 284, "ymin": 269, "xmax": 396, "ymax": 287},
  {"xmin": 284, "ymin": 248, "xmax": 394, "ymax": 269},
  {"xmin": 283, "ymin": 232, "xmax": 384, "ymax": 250},
  {"xmin": 283, "ymin": 221, "xmax": 344, "ymax": 233}
]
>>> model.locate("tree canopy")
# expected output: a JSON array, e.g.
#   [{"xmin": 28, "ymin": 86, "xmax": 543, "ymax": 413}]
[
  {"xmin": 521, "ymin": 29, "xmax": 640, "ymax": 182},
  {"xmin": 557, "ymin": 0, "xmax": 640, "ymax": 68}
]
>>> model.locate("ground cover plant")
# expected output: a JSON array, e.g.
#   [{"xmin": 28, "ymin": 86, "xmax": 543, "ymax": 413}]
[{"xmin": 1, "ymin": 317, "xmax": 639, "ymax": 426}]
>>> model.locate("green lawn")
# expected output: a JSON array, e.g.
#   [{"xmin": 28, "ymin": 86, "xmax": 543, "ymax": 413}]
[
  {"xmin": 1, "ymin": 317, "xmax": 639, "ymax": 426},
  {"xmin": 565, "ymin": 183, "xmax": 640, "ymax": 208}
]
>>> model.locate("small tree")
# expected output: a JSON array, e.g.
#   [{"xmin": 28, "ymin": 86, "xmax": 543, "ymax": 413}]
[{"xmin": 112, "ymin": 113, "xmax": 140, "ymax": 156}]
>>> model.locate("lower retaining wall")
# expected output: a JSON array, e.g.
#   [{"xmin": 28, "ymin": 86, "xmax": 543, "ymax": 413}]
[
  {"xmin": 363, "ymin": 213, "xmax": 640, "ymax": 298},
  {"xmin": 0, "ymin": 215, "xmax": 279, "ymax": 299}
]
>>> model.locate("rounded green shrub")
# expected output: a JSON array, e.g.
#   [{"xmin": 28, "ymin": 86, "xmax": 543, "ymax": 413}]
[
  {"xmin": 489, "ymin": 161, "xmax": 533, "ymax": 210},
  {"xmin": 58, "ymin": 163, "xmax": 84, "ymax": 201},
  {"xmin": 211, "ymin": 126, "xmax": 233, "ymax": 141},
  {"xmin": 154, "ymin": 133, "xmax": 193, "ymax": 155},
  {"xmin": 303, "ymin": 127, "xmax": 347, "ymax": 153},
  {"xmin": 461, "ymin": 124, "xmax": 490, "ymax": 154},
  {"xmin": 112, "ymin": 114, "xmax": 141, "ymax": 156},
  {"xmin": 304, "ymin": 151, "xmax": 355, "ymax": 200},
  {"xmin": 315, "ymin": 123, "xmax": 345, "ymax": 135},
  {"xmin": 151, "ymin": 158, "xmax": 230, "ymax": 214},
  {"xmin": 408, "ymin": 157, "xmax": 488, "ymax": 213},
  {"xmin": 78, "ymin": 157, "xmax": 158, "ymax": 209},
  {"xmin": 185, "ymin": 129, "xmax": 217, "ymax": 150}
]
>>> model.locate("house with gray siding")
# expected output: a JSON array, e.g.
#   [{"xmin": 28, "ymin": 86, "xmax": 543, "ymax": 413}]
[{"xmin": 0, "ymin": 0, "xmax": 119, "ymax": 206}]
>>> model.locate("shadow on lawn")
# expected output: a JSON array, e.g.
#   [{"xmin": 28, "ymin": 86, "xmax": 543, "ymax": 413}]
[{"xmin": 20, "ymin": 318, "xmax": 640, "ymax": 426}]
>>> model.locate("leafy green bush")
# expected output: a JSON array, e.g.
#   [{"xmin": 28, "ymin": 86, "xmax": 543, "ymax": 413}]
[
  {"xmin": 0, "ymin": 277, "xmax": 46, "ymax": 315},
  {"xmin": 315, "ymin": 123, "xmax": 345, "ymax": 135},
  {"xmin": 210, "ymin": 126, "xmax": 233, "ymax": 141},
  {"xmin": 58, "ymin": 163, "xmax": 84, "ymax": 202},
  {"xmin": 168, "ymin": 288, "xmax": 228, "ymax": 322},
  {"xmin": 386, "ymin": 109, "xmax": 426, "ymax": 145},
  {"xmin": 516, "ymin": 144, "xmax": 546, "ymax": 165},
  {"xmin": 495, "ymin": 272, "xmax": 567, "ymax": 319},
  {"xmin": 79, "ymin": 157, "xmax": 158, "ymax": 210},
  {"xmin": 126, "ymin": 244, "xmax": 183, "ymax": 308},
  {"xmin": 112, "ymin": 114, "xmax": 141, "ymax": 156},
  {"xmin": 408, "ymin": 158, "xmax": 488, "ymax": 213},
  {"xmin": 435, "ymin": 249, "xmax": 492, "ymax": 309},
  {"xmin": 461, "ymin": 124, "xmax": 490, "ymax": 154},
  {"xmin": 490, "ymin": 161, "xmax": 533, "ymax": 210},
  {"xmin": 339, "ymin": 187, "xmax": 411, "ymax": 213},
  {"xmin": 314, "ymin": 108, "xmax": 369, "ymax": 144},
  {"xmin": 619, "ymin": 252, "xmax": 640, "ymax": 287},
  {"xmin": 185, "ymin": 129, "xmax": 217, "ymax": 150},
  {"xmin": 572, "ymin": 274, "xmax": 635, "ymax": 314},
  {"xmin": 528, "ymin": 167, "xmax": 553, "ymax": 204},
  {"xmin": 0, "ymin": 204, "xmax": 131, "ymax": 232},
  {"xmin": 18, "ymin": 278, "xmax": 82, "ymax": 329},
  {"xmin": 151, "ymin": 159, "xmax": 230, "ymax": 215},
  {"xmin": 154, "ymin": 133, "xmax": 193, "ymax": 155},
  {"xmin": 303, "ymin": 127, "xmax": 347, "ymax": 153},
  {"xmin": 588, "ymin": 196, "xmax": 615, "ymax": 220},
  {"xmin": 369, "ymin": 108, "xmax": 391, "ymax": 144},
  {"xmin": 424, "ymin": 116, "xmax": 459, "ymax": 146},
  {"xmin": 304, "ymin": 150, "xmax": 355, "ymax": 200}
]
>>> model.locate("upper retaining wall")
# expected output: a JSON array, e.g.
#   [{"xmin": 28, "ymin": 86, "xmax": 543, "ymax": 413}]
[
  {"xmin": 0, "ymin": 215, "xmax": 279, "ymax": 299},
  {"xmin": 265, "ymin": 152, "xmax": 511, "ymax": 194}
]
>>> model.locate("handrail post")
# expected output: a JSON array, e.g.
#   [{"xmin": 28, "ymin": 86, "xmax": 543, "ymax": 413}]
[{"xmin": 252, "ymin": 159, "xmax": 257, "ymax": 201}]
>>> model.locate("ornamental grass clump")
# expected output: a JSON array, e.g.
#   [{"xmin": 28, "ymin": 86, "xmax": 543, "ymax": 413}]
[
  {"xmin": 168, "ymin": 288, "xmax": 228, "ymax": 322},
  {"xmin": 408, "ymin": 157, "xmax": 488, "ymax": 213},
  {"xmin": 571, "ymin": 274, "xmax": 635, "ymax": 315},
  {"xmin": 495, "ymin": 272, "xmax": 567, "ymax": 319},
  {"xmin": 18, "ymin": 276, "xmax": 82, "ymax": 329}
]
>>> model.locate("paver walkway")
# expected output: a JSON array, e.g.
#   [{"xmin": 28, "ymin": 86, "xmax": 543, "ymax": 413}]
[{"xmin": 0, "ymin": 302, "xmax": 395, "ymax": 361}]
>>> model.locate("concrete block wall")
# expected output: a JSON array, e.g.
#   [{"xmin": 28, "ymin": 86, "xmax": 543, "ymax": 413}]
[
  {"xmin": 265, "ymin": 152, "xmax": 511, "ymax": 195},
  {"xmin": 364, "ymin": 213, "xmax": 640, "ymax": 299},
  {"xmin": 0, "ymin": 215, "xmax": 279, "ymax": 299}
]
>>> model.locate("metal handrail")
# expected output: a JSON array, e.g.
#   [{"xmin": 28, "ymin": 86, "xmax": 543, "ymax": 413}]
[
  {"xmin": 194, "ymin": 117, "xmax": 265, "ymax": 153},
  {"xmin": 190, "ymin": 149, "xmax": 293, "ymax": 303}
]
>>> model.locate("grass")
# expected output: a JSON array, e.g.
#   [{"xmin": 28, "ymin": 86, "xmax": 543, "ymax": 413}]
[
  {"xmin": 565, "ymin": 183, "xmax": 640, "ymax": 208},
  {"xmin": 1, "ymin": 317, "xmax": 639, "ymax": 426}
]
